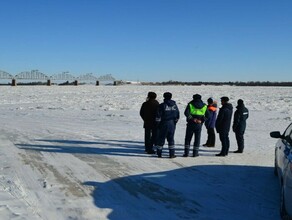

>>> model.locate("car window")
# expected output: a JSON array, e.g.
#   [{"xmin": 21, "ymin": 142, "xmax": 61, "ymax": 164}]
[
  {"xmin": 284, "ymin": 123, "xmax": 292, "ymax": 137},
  {"xmin": 289, "ymin": 129, "xmax": 292, "ymax": 145},
  {"xmin": 284, "ymin": 123, "xmax": 292, "ymax": 146}
]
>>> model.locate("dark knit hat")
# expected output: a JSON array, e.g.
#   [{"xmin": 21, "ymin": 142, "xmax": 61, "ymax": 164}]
[
  {"xmin": 207, "ymin": 97, "xmax": 213, "ymax": 104},
  {"xmin": 237, "ymin": 99, "xmax": 244, "ymax": 105},
  {"xmin": 220, "ymin": 96, "xmax": 229, "ymax": 102},
  {"xmin": 147, "ymin": 92, "xmax": 157, "ymax": 99},
  {"xmin": 163, "ymin": 92, "xmax": 172, "ymax": 100},
  {"xmin": 193, "ymin": 94, "xmax": 201, "ymax": 100}
]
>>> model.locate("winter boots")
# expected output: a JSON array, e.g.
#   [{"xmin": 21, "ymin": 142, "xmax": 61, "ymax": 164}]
[
  {"xmin": 157, "ymin": 148, "xmax": 162, "ymax": 158},
  {"xmin": 156, "ymin": 147, "xmax": 176, "ymax": 158},
  {"xmin": 183, "ymin": 146, "xmax": 199, "ymax": 157},
  {"xmin": 193, "ymin": 147, "xmax": 199, "ymax": 157},
  {"xmin": 203, "ymin": 143, "xmax": 215, "ymax": 147},
  {"xmin": 169, "ymin": 148, "xmax": 176, "ymax": 158},
  {"xmin": 183, "ymin": 146, "xmax": 190, "ymax": 157}
]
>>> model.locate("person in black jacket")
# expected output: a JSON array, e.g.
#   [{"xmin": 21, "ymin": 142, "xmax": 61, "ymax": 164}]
[
  {"xmin": 232, "ymin": 99, "xmax": 249, "ymax": 153},
  {"xmin": 140, "ymin": 92, "xmax": 159, "ymax": 154},
  {"xmin": 215, "ymin": 96, "xmax": 233, "ymax": 157},
  {"xmin": 156, "ymin": 92, "xmax": 180, "ymax": 158},
  {"xmin": 183, "ymin": 94, "xmax": 209, "ymax": 157}
]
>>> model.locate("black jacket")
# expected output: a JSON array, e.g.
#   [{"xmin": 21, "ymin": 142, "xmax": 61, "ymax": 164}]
[
  {"xmin": 233, "ymin": 104, "xmax": 249, "ymax": 133},
  {"xmin": 140, "ymin": 99, "xmax": 159, "ymax": 128},
  {"xmin": 215, "ymin": 103, "xmax": 233, "ymax": 134}
]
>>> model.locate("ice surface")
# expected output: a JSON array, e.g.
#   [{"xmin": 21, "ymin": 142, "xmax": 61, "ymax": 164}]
[{"xmin": 0, "ymin": 85, "xmax": 291, "ymax": 219}]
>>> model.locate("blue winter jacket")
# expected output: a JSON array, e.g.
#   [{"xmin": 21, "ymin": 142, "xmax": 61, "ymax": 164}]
[
  {"xmin": 232, "ymin": 104, "xmax": 249, "ymax": 133},
  {"xmin": 205, "ymin": 103, "xmax": 217, "ymax": 129},
  {"xmin": 156, "ymin": 99, "xmax": 180, "ymax": 125}
]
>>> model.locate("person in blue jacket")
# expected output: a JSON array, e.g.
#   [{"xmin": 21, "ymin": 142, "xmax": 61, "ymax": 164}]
[
  {"xmin": 155, "ymin": 92, "xmax": 180, "ymax": 158},
  {"xmin": 183, "ymin": 94, "xmax": 209, "ymax": 157},
  {"xmin": 203, "ymin": 97, "xmax": 217, "ymax": 147},
  {"xmin": 232, "ymin": 99, "xmax": 249, "ymax": 153},
  {"xmin": 215, "ymin": 96, "xmax": 233, "ymax": 157}
]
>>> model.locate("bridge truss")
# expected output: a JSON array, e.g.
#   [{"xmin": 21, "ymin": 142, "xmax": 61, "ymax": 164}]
[
  {"xmin": 0, "ymin": 70, "xmax": 117, "ymax": 82},
  {"xmin": 0, "ymin": 70, "xmax": 14, "ymax": 79}
]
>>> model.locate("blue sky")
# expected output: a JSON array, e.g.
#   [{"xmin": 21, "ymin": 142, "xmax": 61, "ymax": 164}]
[{"xmin": 0, "ymin": 0, "xmax": 291, "ymax": 82}]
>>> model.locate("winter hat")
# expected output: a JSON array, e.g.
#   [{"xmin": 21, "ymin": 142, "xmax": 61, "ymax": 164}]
[
  {"xmin": 163, "ymin": 92, "xmax": 172, "ymax": 100},
  {"xmin": 207, "ymin": 97, "xmax": 213, "ymax": 104},
  {"xmin": 237, "ymin": 99, "xmax": 244, "ymax": 105},
  {"xmin": 220, "ymin": 96, "xmax": 229, "ymax": 102},
  {"xmin": 193, "ymin": 94, "xmax": 201, "ymax": 100},
  {"xmin": 147, "ymin": 92, "xmax": 157, "ymax": 99}
]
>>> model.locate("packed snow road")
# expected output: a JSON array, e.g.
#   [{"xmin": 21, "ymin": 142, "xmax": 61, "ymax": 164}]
[{"xmin": 1, "ymin": 85, "xmax": 291, "ymax": 219}]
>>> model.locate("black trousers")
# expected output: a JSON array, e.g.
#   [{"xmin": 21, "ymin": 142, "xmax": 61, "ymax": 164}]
[
  {"xmin": 219, "ymin": 132, "xmax": 230, "ymax": 156},
  {"xmin": 235, "ymin": 131, "xmax": 244, "ymax": 152},
  {"xmin": 144, "ymin": 127, "xmax": 157, "ymax": 152},
  {"xmin": 206, "ymin": 127, "xmax": 215, "ymax": 146},
  {"xmin": 184, "ymin": 123, "xmax": 202, "ymax": 154}
]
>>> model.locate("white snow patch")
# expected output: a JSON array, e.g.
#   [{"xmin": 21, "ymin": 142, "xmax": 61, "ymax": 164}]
[{"xmin": 0, "ymin": 85, "xmax": 291, "ymax": 219}]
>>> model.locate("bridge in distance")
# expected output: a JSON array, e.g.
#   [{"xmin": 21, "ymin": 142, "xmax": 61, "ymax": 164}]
[{"xmin": 0, "ymin": 70, "xmax": 117, "ymax": 86}]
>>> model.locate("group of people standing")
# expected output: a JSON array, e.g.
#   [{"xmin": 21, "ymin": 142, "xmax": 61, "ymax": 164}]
[{"xmin": 140, "ymin": 91, "xmax": 249, "ymax": 158}]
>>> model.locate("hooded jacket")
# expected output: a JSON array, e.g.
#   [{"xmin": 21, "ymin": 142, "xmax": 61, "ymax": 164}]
[
  {"xmin": 215, "ymin": 103, "xmax": 233, "ymax": 133},
  {"xmin": 184, "ymin": 99, "xmax": 209, "ymax": 124},
  {"xmin": 233, "ymin": 103, "xmax": 249, "ymax": 133}
]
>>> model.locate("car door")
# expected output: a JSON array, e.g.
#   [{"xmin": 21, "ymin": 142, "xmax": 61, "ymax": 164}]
[
  {"xmin": 283, "ymin": 124, "xmax": 292, "ymax": 217},
  {"xmin": 277, "ymin": 123, "xmax": 292, "ymax": 178}
]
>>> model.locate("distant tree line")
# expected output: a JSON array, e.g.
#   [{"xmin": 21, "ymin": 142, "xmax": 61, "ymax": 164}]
[{"xmin": 141, "ymin": 81, "xmax": 292, "ymax": 87}]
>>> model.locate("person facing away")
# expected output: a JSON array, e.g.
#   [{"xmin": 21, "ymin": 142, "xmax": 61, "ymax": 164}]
[
  {"xmin": 215, "ymin": 96, "xmax": 233, "ymax": 157},
  {"xmin": 155, "ymin": 92, "xmax": 180, "ymax": 158},
  {"xmin": 183, "ymin": 94, "xmax": 209, "ymax": 157},
  {"xmin": 203, "ymin": 97, "xmax": 217, "ymax": 147},
  {"xmin": 140, "ymin": 92, "xmax": 159, "ymax": 154},
  {"xmin": 232, "ymin": 99, "xmax": 249, "ymax": 153}
]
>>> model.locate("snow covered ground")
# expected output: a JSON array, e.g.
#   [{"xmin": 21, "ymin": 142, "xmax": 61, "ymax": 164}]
[{"xmin": 0, "ymin": 85, "xmax": 291, "ymax": 220}]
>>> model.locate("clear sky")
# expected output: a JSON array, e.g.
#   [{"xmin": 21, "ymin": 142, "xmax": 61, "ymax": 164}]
[{"xmin": 0, "ymin": 0, "xmax": 291, "ymax": 82}]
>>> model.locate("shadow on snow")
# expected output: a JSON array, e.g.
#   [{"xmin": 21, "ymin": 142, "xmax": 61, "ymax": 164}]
[
  {"xmin": 15, "ymin": 139, "xmax": 280, "ymax": 219},
  {"xmin": 16, "ymin": 139, "xmax": 149, "ymax": 157},
  {"xmin": 16, "ymin": 139, "xmax": 216, "ymax": 157},
  {"xmin": 84, "ymin": 165, "xmax": 280, "ymax": 220}
]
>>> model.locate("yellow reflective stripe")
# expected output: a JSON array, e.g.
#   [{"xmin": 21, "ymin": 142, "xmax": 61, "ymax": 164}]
[{"xmin": 189, "ymin": 104, "xmax": 207, "ymax": 116}]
